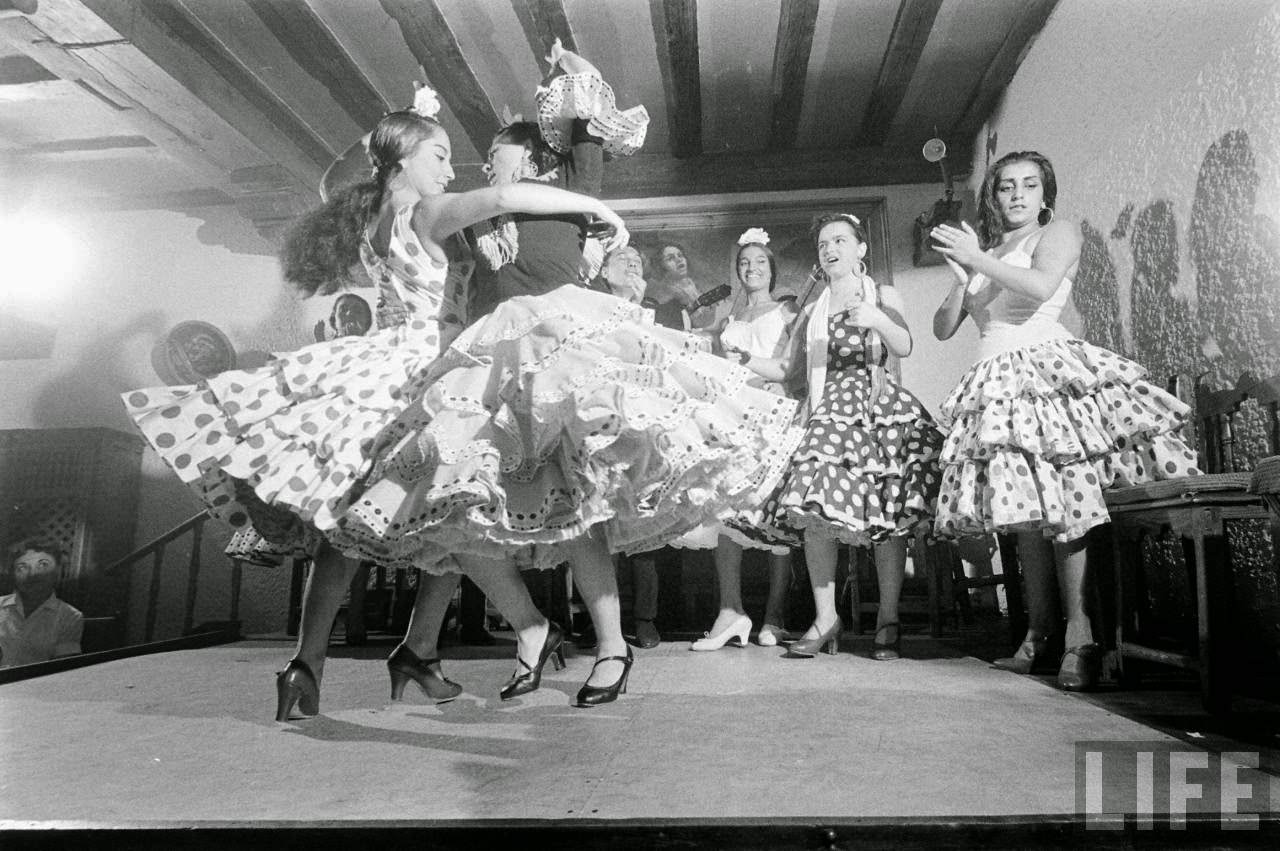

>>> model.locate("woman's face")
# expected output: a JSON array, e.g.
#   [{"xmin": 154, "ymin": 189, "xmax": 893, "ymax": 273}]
[
  {"xmin": 603, "ymin": 247, "xmax": 646, "ymax": 302},
  {"xmin": 660, "ymin": 245, "xmax": 688, "ymax": 278},
  {"xmin": 736, "ymin": 245, "xmax": 771, "ymax": 293},
  {"xmin": 994, "ymin": 160, "xmax": 1045, "ymax": 230},
  {"xmin": 485, "ymin": 141, "xmax": 527, "ymax": 186},
  {"xmin": 399, "ymin": 127, "xmax": 454, "ymax": 197},
  {"xmin": 816, "ymin": 220, "xmax": 866, "ymax": 279}
]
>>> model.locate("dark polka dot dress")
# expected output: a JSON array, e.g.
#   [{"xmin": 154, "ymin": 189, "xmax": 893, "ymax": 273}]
[{"xmin": 749, "ymin": 311, "xmax": 944, "ymax": 548}]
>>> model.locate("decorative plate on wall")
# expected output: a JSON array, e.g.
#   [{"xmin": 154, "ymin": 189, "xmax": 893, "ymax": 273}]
[{"xmin": 152, "ymin": 320, "xmax": 237, "ymax": 384}]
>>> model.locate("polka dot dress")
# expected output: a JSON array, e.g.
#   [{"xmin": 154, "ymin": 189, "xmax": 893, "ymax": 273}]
[
  {"xmin": 745, "ymin": 311, "xmax": 944, "ymax": 548},
  {"xmin": 934, "ymin": 337, "xmax": 1202, "ymax": 542}
]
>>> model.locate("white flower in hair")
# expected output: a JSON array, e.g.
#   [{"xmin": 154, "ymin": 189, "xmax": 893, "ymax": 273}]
[
  {"xmin": 738, "ymin": 227, "xmax": 770, "ymax": 246},
  {"xmin": 412, "ymin": 82, "xmax": 442, "ymax": 119}
]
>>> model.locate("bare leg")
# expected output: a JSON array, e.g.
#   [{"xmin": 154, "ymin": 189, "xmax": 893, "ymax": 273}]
[
  {"xmin": 706, "ymin": 536, "xmax": 748, "ymax": 635},
  {"xmin": 762, "ymin": 551, "xmax": 792, "ymax": 630},
  {"xmin": 1054, "ymin": 537, "xmax": 1094, "ymax": 649},
  {"xmin": 1016, "ymin": 531, "xmax": 1058, "ymax": 641},
  {"xmin": 402, "ymin": 572, "xmax": 462, "ymax": 660},
  {"xmin": 566, "ymin": 531, "xmax": 629, "ymax": 687},
  {"xmin": 455, "ymin": 553, "xmax": 550, "ymax": 670},
  {"xmin": 872, "ymin": 536, "xmax": 907, "ymax": 636},
  {"xmin": 293, "ymin": 542, "xmax": 361, "ymax": 684},
  {"xmin": 802, "ymin": 532, "xmax": 840, "ymax": 637}
]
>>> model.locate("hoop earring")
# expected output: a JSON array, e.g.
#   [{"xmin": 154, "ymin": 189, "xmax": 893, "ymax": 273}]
[
  {"xmin": 855, "ymin": 259, "xmax": 867, "ymax": 277},
  {"xmin": 1041, "ymin": 206, "xmax": 1054, "ymax": 225}
]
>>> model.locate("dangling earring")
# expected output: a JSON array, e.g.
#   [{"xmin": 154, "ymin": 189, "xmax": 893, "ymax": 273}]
[
  {"xmin": 855, "ymin": 259, "xmax": 868, "ymax": 277},
  {"xmin": 1041, "ymin": 205, "xmax": 1054, "ymax": 225}
]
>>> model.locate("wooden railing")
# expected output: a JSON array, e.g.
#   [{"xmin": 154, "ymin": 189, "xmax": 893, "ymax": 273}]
[{"xmin": 102, "ymin": 511, "xmax": 242, "ymax": 642}]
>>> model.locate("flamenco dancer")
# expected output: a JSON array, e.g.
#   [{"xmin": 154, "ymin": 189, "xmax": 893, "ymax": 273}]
[
  {"xmin": 733, "ymin": 214, "xmax": 944, "ymax": 660},
  {"xmin": 123, "ymin": 86, "xmax": 634, "ymax": 719},
  {"xmin": 685, "ymin": 228, "xmax": 799, "ymax": 650},
  {"xmin": 930, "ymin": 150, "xmax": 1200, "ymax": 690}
]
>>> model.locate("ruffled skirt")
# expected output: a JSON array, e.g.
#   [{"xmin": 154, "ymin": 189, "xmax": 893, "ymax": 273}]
[
  {"xmin": 933, "ymin": 337, "xmax": 1201, "ymax": 542},
  {"xmin": 744, "ymin": 368, "xmax": 944, "ymax": 549}
]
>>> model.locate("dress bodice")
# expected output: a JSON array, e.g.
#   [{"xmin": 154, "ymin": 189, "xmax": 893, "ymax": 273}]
[
  {"xmin": 965, "ymin": 228, "xmax": 1073, "ymax": 360},
  {"xmin": 359, "ymin": 205, "xmax": 449, "ymax": 329},
  {"xmin": 827, "ymin": 310, "xmax": 887, "ymax": 372},
  {"xmin": 720, "ymin": 301, "xmax": 792, "ymax": 360}
]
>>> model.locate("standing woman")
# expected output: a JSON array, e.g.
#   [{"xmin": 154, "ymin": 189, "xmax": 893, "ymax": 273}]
[
  {"xmin": 689, "ymin": 228, "xmax": 798, "ymax": 650},
  {"xmin": 930, "ymin": 150, "xmax": 1200, "ymax": 690},
  {"xmin": 735, "ymin": 214, "xmax": 944, "ymax": 659}
]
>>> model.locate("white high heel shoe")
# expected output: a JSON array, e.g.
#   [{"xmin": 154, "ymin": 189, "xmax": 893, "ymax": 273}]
[
  {"xmin": 689, "ymin": 614, "xmax": 752, "ymax": 651},
  {"xmin": 755, "ymin": 623, "xmax": 795, "ymax": 647}
]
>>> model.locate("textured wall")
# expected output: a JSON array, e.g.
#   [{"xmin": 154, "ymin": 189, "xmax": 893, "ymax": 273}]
[{"xmin": 981, "ymin": 0, "xmax": 1280, "ymax": 666}]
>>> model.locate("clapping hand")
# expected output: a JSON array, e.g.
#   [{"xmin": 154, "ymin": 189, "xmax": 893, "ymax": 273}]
[{"xmin": 930, "ymin": 221, "xmax": 982, "ymax": 268}]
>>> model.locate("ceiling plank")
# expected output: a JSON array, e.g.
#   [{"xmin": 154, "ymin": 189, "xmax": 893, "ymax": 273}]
[
  {"xmin": 601, "ymin": 143, "xmax": 970, "ymax": 199},
  {"xmin": 768, "ymin": 0, "xmax": 819, "ymax": 150},
  {"xmin": 379, "ymin": 0, "xmax": 501, "ymax": 155},
  {"xmin": 509, "ymin": 0, "xmax": 577, "ymax": 63},
  {"xmin": 24, "ymin": 133, "xmax": 154, "ymax": 153},
  {"xmin": 648, "ymin": 0, "xmax": 701, "ymax": 159},
  {"xmin": 246, "ymin": 0, "xmax": 390, "ymax": 132},
  {"xmin": 857, "ymin": 0, "xmax": 944, "ymax": 147},
  {"xmin": 952, "ymin": 0, "xmax": 1059, "ymax": 139}
]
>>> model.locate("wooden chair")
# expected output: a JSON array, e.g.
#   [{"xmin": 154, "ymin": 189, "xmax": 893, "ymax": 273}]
[{"xmin": 1105, "ymin": 372, "xmax": 1279, "ymax": 713}]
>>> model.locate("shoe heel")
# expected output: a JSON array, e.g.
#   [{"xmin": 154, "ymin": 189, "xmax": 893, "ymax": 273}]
[
  {"xmin": 275, "ymin": 659, "xmax": 319, "ymax": 721},
  {"xmin": 275, "ymin": 684, "xmax": 301, "ymax": 722},
  {"xmin": 389, "ymin": 670, "xmax": 410, "ymax": 701},
  {"xmin": 551, "ymin": 646, "xmax": 566, "ymax": 671},
  {"xmin": 823, "ymin": 638, "xmax": 839, "ymax": 655}
]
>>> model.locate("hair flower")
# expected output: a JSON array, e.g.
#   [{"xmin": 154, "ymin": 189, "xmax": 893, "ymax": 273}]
[
  {"xmin": 411, "ymin": 82, "xmax": 442, "ymax": 119},
  {"xmin": 738, "ymin": 227, "xmax": 770, "ymax": 246}
]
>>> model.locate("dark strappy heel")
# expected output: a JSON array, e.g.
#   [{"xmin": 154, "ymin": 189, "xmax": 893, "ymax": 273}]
[
  {"xmin": 500, "ymin": 621, "xmax": 566, "ymax": 701},
  {"xmin": 387, "ymin": 643, "xmax": 463, "ymax": 702},
  {"xmin": 574, "ymin": 647, "xmax": 634, "ymax": 707}
]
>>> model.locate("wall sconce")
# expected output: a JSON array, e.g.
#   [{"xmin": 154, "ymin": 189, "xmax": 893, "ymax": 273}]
[{"xmin": 912, "ymin": 137, "xmax": 964, "ymax": 267}]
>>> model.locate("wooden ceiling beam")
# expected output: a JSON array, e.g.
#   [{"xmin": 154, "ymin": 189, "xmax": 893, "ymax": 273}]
[
  {"xmin": 246, "ymin": 0, "xmax": 391, "ymax": 131},
  {"xmin": 952, "ymin": 0, "xmax": 1059, "ymax": 139},
  {"xmin": 379, "ymin": 0, "xmax": 501, "ymax": 155},
  {"xmin": 768, "ymin": 0, "xmax": 819, "ymax": 151},
  {"xmin": 510, "ymin": 0, "xmax": 576, "ymax": 63},
  {"xmin": 857, "ymin": 0, "xmax": 944, "ymax": 146},
  {"xmin": 601, "ymin": 143, "xmax": 971, "ymax": 199},
  {"xmin": 648, "ymin": 0, "xmax": 701, "ymax": 159}
]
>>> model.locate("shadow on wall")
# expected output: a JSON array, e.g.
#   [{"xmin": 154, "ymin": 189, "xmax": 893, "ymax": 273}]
[{"xmin": 31, "ymin": 311, "xmax": 167, "ymax": 431}]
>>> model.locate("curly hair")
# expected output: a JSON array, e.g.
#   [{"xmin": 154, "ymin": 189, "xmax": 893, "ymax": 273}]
[
  {"xmin": 977, "ymin": 150, "xmax": 1058, "ymax": 249},
  {"xmin": 281, "ymin": 111, "xmax": 444, "ymax": 296}
]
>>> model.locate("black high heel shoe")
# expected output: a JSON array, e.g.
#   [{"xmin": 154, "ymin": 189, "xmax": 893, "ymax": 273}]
[
  {"xmin": 500, "ymin": 621, "xmax": 566, "ymax": 701},
  {"xmin": 871, "ymin": 622, "xmax": 901, "ymax": 661},
  {"xmin": 275, "ymin": 659, "xmax": 319, "ymax": 722},
  {"xmin": 575, "ymin": 646, "xmax": 634, "ymax": 708},
  {"xmin": 1057, "ymin": 643, "xmax": 1102, "ymax": 692},
  {"xmin": 387, "ymin": 643, "xmax": 463, "ymax": 702}
]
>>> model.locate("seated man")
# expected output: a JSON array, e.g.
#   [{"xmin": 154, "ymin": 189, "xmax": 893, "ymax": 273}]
[{"xmin": 0, "ymin": 540, "xmax": 84, "ymax": 667}]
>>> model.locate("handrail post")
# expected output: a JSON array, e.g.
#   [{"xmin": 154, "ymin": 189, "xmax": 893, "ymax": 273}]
[
  {"xmin": 145, "ymin": 544, "xmax": 166, "ymax": 642},
  {"xmin": 181, "ymin": 517, "xmax": 205, "ymax": 634}
]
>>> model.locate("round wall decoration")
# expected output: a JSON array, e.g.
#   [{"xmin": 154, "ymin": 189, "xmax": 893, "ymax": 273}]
[{"xmin": 152, "ymin": 320, "xmax": 237, "ymax": 384}]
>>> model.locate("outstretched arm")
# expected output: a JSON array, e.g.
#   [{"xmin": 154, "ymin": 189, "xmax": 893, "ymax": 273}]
[
  {"xmin": 932, "ymin": 219, "xmax": 1081, "ymax": 302},
  {"xmin": 412, "ymin": 183, "xmax": 628, "ymax": 254}
]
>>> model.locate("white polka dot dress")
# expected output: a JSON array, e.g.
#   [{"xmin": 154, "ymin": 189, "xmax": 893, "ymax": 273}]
[
  {"xmin": 745, "ymin": 311, "xmax": 944, "ymax": 548},
  {"xmin": 933, "ymin": 230, "xmax": 1201, "ymax": 543}
]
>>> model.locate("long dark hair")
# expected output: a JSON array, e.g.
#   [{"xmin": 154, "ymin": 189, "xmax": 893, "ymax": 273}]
[
  {"xmin": 977, "ymin": 150, "xmax": 1058, "ymax": 249},
  {"xmin": 734, "ymin": 241, "xmax": 779, "ymax": 294},
  {"xmin": 281, "ymin": 111, "xmax": 444, "ymax": 296},
  {"xmin": 654, "ymin": 241, "xmax": 695, "ymax": 283}
]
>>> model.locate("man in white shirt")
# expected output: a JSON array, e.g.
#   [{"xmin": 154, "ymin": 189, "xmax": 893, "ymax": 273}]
[{"xmin": 0, "ymin": 540, "xmax": 84, "ymax": 667}]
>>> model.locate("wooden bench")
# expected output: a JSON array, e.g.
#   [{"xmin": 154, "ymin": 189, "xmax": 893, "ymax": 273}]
[{"xmin": 1105, "ymin": 372, "xmax": 1279, "ymax": 713}]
